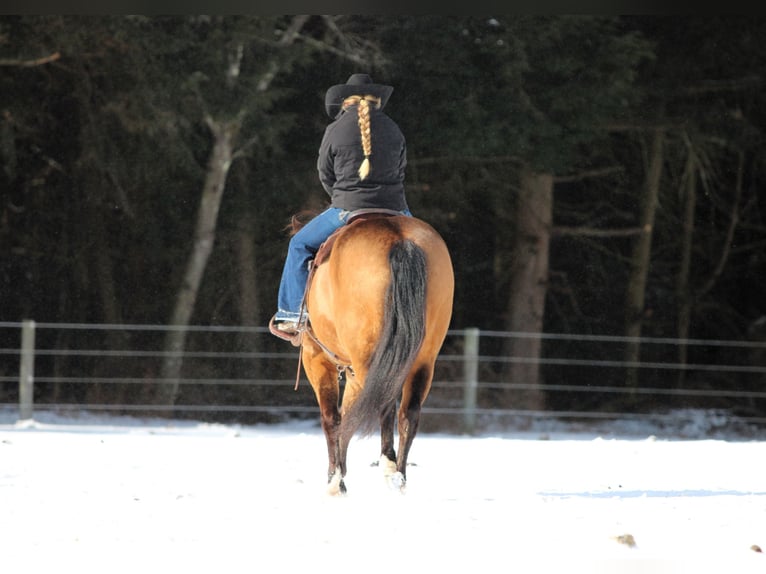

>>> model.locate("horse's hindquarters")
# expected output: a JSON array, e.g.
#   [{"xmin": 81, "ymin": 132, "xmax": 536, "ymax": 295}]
[{"xmin": 303, "ymin": 215, "xmax": 455, "ymax": 494}]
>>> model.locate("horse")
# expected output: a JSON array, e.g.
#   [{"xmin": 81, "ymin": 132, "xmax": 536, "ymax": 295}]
[{"xmin": 299, "ymin": 212, "xmax": 454, "ymax": 495}]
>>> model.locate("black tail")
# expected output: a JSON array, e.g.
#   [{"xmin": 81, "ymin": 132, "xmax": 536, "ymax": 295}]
[{"xmin": 340, "ymin": 239, "xmax": 427, "ymax": 440}]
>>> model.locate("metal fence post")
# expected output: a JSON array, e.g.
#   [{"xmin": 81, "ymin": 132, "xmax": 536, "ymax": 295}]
[
  {"xmin": 462, "ymin": 327, "xmax": 479, "ymax": 434},
  {"xmin": 19, "ymin": 319, "xmax": 36, "ymax": 421}
]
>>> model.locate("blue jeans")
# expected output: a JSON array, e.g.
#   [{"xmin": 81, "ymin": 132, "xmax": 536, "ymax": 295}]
[{"xmin": 275, "ymin": 207, "xmax": 412, "ymax": 320}]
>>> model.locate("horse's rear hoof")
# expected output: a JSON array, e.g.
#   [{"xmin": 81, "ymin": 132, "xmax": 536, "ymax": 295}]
[
  {"xmin": 379, "ymin": 454, "xmax": 397, "ymax": 476},
  {"xmin": 379, "ymin": 455, "xmax": 406, "ymax": 493},
  {"xmin": 327, "ymin": 468, "xmax": 347, "ymax": 496},
  {"xmin": 387, "ymin": 471, "xmax": 406, "ymax": 493},
  {"xmin": 326, "ymin": 480, "xmax": 347, "ymax": 496}
]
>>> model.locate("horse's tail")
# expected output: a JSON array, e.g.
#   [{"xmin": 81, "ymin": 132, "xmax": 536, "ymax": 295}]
[{"xmin": 340, "ymin": 238, "xmax": 427, "ymax": 439}]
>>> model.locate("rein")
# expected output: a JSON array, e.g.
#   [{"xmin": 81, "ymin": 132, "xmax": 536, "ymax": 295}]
[
  {"xmin": 293, "ymin": 258, "xmax": 355, "ymax": 390},
  {"xmin": 294, "ymin": 325, "xmax": 355, "ymax": 391}
]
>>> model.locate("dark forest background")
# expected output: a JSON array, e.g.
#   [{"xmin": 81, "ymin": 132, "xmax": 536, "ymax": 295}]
[{"xmin": 1, "ymin": 16, "xmax": 765, "ymax": 420}]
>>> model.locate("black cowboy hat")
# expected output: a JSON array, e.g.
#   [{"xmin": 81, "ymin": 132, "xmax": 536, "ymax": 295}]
[{"xmin": 324, "ymin": 73, "xmax": 394, "ymax": 118}]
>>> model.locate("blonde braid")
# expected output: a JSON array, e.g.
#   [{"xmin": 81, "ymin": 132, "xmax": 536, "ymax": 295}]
[{"xmin": 342, "ymin": 95, "xmax": 382, "ymax": 180}]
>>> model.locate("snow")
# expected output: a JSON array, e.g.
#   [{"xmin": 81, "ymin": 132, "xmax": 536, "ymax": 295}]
[{"xmin": 1, "ymin": 409, "xmax": 765, "ymax": 573}]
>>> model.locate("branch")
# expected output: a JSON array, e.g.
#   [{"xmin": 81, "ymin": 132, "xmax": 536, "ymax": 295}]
[
  {"xmin": 203, "ymin": 114, "xmax": 219, "ymax": 136},
  {"xmin": 695, "ymin": 149, "xmax": 744, "ymax": 299},
  {"xmin": 294, "ymin": 15, "xmax": 387, "ymax": 67},
  {"xmin": 276, "ymin": 14, "xmax": 311, "ymax": 47},
  {"xmin": 228, "ymin": 16, "xmax": 309, "ymax": 158},
  {"xmin": 297, "ymin": 34, "xmax": 368, "ymax": 66},
  {"xmin": 0, "ymin": 51, "xmax": 61, "ymax": 67},
  {"xmin": 553, "ymin": 166, "xmax": 623, "ymax": 183},
  {"xmin": 681, "ymin": 76, "xmax": 762, "ymax": 95},
  {"xmin": 409, "ymin": 155, "xmax": 523, "ymax": 167},
  {"xmin": 225, "ymin": 42, "xmax": 244, "ymax": 89},
  {"xmin": 232, "ymin": 135, "xmax": 259, "ymax": 161},
  {"xmin": 256, "ymin": 15, "xmax": 310, "ymax": 93},
  {"xmin": 606, "ymin": 121, "xmax": 679, "ymax": 132},
  {"xmin": 552, "ymin": 225, "xmax": 646, "ymax": 238},
  {"xmin": 320, "ymin": 15, "xmax": 353, "ymax": 52}
]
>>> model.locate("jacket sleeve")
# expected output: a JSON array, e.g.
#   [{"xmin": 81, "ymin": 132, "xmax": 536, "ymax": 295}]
[{"xmin": 317, "ymin": 126, "xmax": 335, "ymax": 196}]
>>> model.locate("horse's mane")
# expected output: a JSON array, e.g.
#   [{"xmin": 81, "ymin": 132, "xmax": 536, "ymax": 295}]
[{"xmin": 285, "ymin": 209, "xmax": 322, "ymax": 237}]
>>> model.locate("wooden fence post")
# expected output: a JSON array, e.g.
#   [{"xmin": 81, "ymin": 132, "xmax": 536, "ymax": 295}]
[
  {"xmin": 462, "ymin": 327, "xmax": 479, "ymax": 434},
  {"xmin": 19, "ymin": 319, "xmax": 36, "ymax": 421}
]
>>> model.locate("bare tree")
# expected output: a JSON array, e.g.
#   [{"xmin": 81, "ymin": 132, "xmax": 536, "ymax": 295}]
[{"xmin": 158, "ymin": 16, "xmax": 310, "ymax": 405}]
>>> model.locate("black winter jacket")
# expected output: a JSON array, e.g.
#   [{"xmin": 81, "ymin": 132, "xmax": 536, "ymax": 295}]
[{"xmin": 317, "ymin": 105, "xmax": 409, "ymax": 212}]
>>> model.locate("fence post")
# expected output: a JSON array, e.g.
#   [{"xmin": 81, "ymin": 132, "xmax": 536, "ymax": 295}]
[
  {"xmin": 462, "ymin": 327, "xmax": 479, "ymax": 434},
  {"xmin": 19, "ymin": 319, "xmax": 36, "ymax": 421}
]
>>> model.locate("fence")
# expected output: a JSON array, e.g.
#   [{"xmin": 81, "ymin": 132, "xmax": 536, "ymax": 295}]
[{"xmin": 2, "ymin": 320, "xmax": 766, "ymax": 434}]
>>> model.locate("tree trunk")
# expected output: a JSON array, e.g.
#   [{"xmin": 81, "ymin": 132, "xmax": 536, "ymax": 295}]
[
  {"xmin": 235, "ymin": 206, "xmax": 263, "ymax": 379},
  {"xmin": 237, "ymin": 213, "xmax": 259, "ymax": 328},
  {"xmin": 158, "ymin": 119, "xmax": 237, "ymax": 405},
  {"xmin": 85, "ymin": 193, "xmax": 130, "ymax": 405},
  {"xmin": 501, "ymin": 168, "xmax": 552, "ymax": 411},
  {"xmin": 624, "ymin": 128, "xmax": 664, "ymax": 390},
  {"xmin": 676, "ymin": 148, "xmax": 697, "ymax": 386}
]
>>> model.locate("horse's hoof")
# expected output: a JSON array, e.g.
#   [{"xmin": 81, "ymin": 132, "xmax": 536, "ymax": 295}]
[
  {"xmin": 327, "ymin": 469, "xmax": 347, "ymax": 496},
  {"xmin": 379, "ymin": 454, "xmax": 397, "ymax": 477},
  {"xmin": 327, "ymin": 483, "xmax": 347, "ymax": 496},
  {"xmin": 387, "ymin": 471, "xmax": 406, "ymax": 493}
]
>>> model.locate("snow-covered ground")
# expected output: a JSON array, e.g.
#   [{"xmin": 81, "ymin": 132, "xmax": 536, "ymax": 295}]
[{"xmin": 1, "ymin": 408, "xmax": 765, "ymax": 573}]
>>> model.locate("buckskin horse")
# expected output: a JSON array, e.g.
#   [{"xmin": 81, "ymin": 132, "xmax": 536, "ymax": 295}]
[{"xmin": 295, "ymin": 211, "xmax": 454, "ymax": 495}]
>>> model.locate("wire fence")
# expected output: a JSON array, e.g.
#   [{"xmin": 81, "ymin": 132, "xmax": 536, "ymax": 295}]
[{"xmin": 1, "ymin": 320, "xmax": 765, "ymax": 434}]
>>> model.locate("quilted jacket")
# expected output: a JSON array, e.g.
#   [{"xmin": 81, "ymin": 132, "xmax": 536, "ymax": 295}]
[{"xmin": 317, "ymin": 105, "xmax": 409, "ymax": 212}]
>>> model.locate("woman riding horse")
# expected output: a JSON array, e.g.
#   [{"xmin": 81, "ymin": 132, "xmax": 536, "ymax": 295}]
[
  {"xmin": 268, "ymin": 74, "xmax": 454, "ymax": 495},
  {"xmin": 270, "ymin": 73, "xmax": 411, "ymax": 340}
]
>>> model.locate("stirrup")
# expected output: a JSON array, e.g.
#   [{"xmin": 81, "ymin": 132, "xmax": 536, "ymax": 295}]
[{"xmin": 268, "ymin": 315, "xmax": 304, "ymax": 347}]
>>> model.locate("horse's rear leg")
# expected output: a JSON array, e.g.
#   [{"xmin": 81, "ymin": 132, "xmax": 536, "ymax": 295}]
[
  {"xmin": 305, "ymin": 356, "xmax": 346, "ymax": 495},
  {"xmin": 376, "ymin": 399, "xmax": 418, "ymax": 492},
  {"xmin": 394, "ymin": 401, "xmax": 421, "ymax": 485},
  {"xmin": 392, "ymin": 365, "xmax": 432, "ymax": 491},
  {"xmin": 319, "ymin": 399, "xmax": 346, "ymax": 495},
  {"xmin": 379, "ymin": 402, "xmax": 398, "ymax": 478}
]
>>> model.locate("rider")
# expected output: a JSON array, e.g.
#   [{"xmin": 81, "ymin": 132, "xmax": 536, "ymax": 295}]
[{"xmin": 269, "ymin": 73, "xmax": 412, "ymax": 341}]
